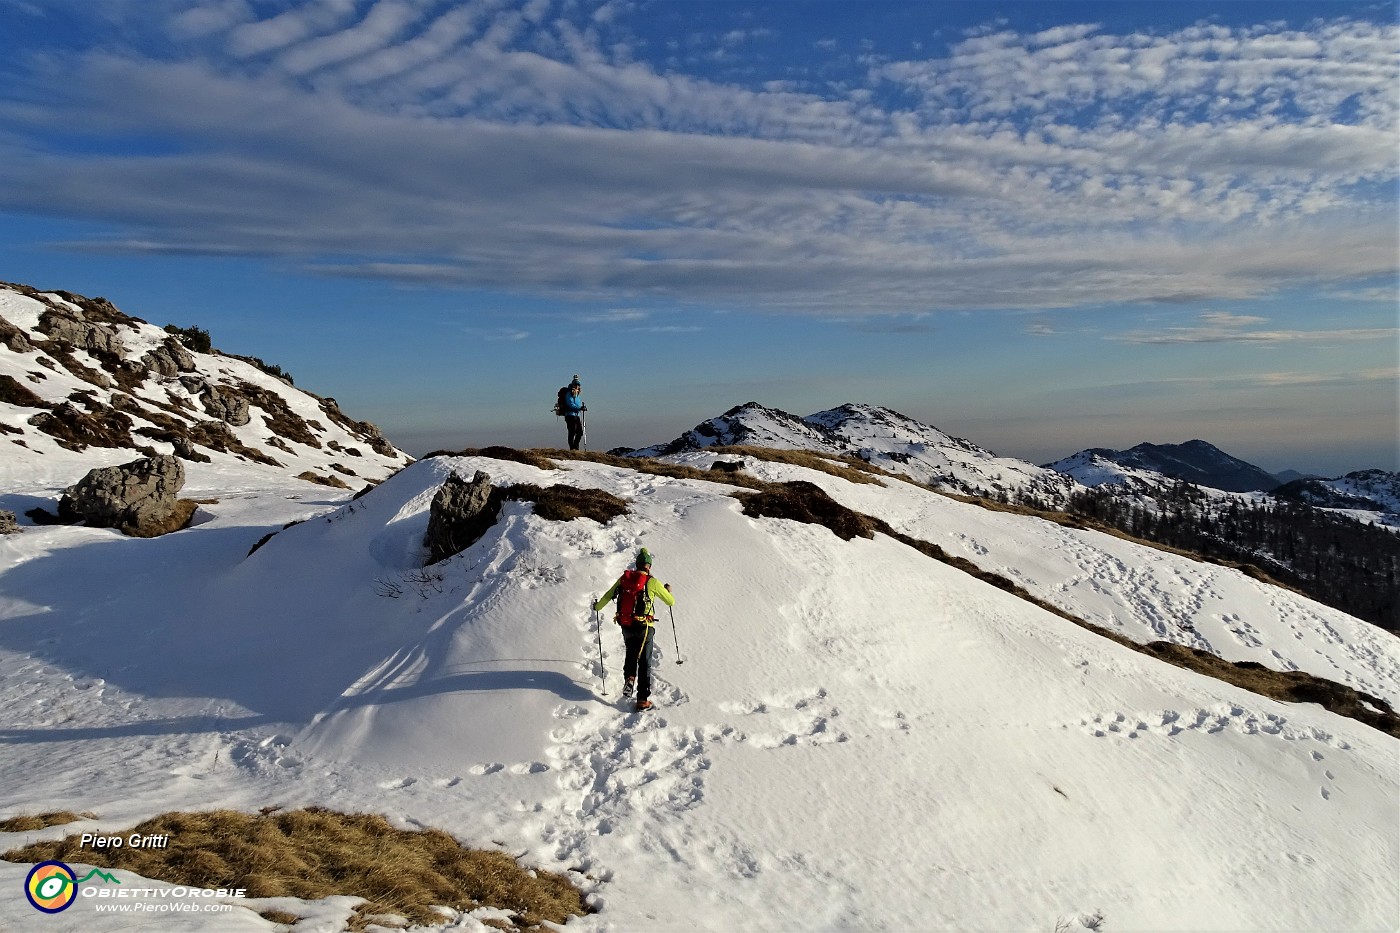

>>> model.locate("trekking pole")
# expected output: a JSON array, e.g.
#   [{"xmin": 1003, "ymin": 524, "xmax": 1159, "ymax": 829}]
[
  {"xmin": 668, "ymin": 604, "xmax": 684, "ymax": 665},
  {"xmin": 594, "ymin": 596, "xmax": 607, "ymax": 694},
  {"xmin": 581, "ymin": 410, "xmax": 588, "ymax": 452}
]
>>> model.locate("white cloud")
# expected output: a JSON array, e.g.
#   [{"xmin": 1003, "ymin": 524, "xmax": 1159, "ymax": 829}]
[
  {"xmin": 274, "ymin": 0, "xmax": 424, "ymax": 77},
  {"xmin": 1112, "ymin": 311, "xmax": 1399, "ymax": 345},
  {"xmin": 0, "ymin": 7, "xmax": 1394, "ymax": 315},
  {"xmin": 226, "ymin": 0, "xmax": 360, "ymax": 59}
]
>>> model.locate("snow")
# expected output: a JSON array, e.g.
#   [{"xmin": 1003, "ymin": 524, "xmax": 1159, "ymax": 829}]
[
  {"xmin": 633, "ymin": 401, "xmax": 1078, "ymax": 503},
  {"xmin": 1, "ymin": 446, "xmax": 1396, "ymax": 932},
  {"xmin": 0, "ymin": 283, "xmax": 408, "ymax": 495}
]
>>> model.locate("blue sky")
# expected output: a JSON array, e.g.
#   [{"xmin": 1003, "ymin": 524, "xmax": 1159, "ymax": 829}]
[{"xmin": 0, "ymin": 0, "xmax": 1395, "ymax": 475}]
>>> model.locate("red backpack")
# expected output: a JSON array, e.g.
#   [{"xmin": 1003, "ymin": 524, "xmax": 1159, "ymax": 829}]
[{"xmin": 615, "ymin": 569, "xmax": 652, "ymax": 626}]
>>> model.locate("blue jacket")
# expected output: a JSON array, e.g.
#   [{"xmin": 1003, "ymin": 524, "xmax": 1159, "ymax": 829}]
[{"xmin": 562, "ymin": 388, "xmax": 586, "ymax": 416}]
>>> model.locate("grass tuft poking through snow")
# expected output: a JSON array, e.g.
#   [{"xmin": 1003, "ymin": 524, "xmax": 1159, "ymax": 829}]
[
  {"xmin": 1, "ymin": 808, "xmax": 588, "ymax": 931},
  {"xmin": 426, "ymin": 446, "xmax": 561, "ymax": 471},
  {"xmin": 501, "ymin": 483, "xmax": 630, "ymax": 524},
  {"xmin": 0, "ymin": 811, "xmax": 92, "ymax": 832}
]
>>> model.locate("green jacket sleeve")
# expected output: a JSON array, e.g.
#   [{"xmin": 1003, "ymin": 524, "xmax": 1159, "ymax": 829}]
[
  {"xmin": 593, "ymin": 578, "xmax": 622, "ymax": 612},
  {"xmin": 648, "ymin": 577, "xmax": 675, "ymax": 607}
]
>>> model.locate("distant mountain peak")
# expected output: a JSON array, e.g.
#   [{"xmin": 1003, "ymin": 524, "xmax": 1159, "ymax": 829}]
[
  {"xmin": 626, "ymin": 400, "xmax": 1075, "ymax": 503},
  {"xmin": 1050, "ymin": 439, "xmax": 1280, "ymax": 493}
]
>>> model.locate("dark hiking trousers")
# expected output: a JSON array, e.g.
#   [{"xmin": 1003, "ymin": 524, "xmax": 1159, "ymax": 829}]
[
  {"xmin": 565, "ymin": 414, "xmax": 584, "ymax": 450},
  {"xmin": 621, "ymin": 623, "xmax": 654, "ymax": 701}
]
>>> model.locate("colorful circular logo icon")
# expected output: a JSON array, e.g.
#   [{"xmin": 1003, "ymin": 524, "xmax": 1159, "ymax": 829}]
[{"xmin": 25, "ymin": 861, "xmax": 77, "ymax": 913}]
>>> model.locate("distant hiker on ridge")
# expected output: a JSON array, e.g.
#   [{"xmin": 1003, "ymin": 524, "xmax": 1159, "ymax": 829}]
[
  {"xmin": 555, "ymin": 375, "xmax": 587, "ymax": 450},
  {"xmin": 594, "ymin": 548, "xmax": 675, "ymax": 711}
]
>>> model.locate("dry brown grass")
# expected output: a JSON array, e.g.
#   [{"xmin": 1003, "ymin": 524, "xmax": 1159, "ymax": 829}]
[
  {"xmin": 0, "ymin": 808, "xmax": 587, "ymax": 931},
  {"xmin": 425, "ymin": 446, "xmax": 561, "ymax": 471},
  {"xmin": 735, "ymin": 479, "xmax": 1400, "ymax": 738},
  {"xmin": 711, "ymin": 445, "xmax": 888, "ymax": 485},
  {"xmin": 296, "ymin": 471, "xmax": 351, "ymax": 490},
  {"xmin": 0, "ymin": 373, "xmax": 46, "ymax": 408},
  {"xmin": 502, "ymin": 483, "xmax": 630, "ymax": 523},
  {"xmin": 187, "ymin": 420, "xmax": 282, "ymax": 466},
  {"xmin": 539, "ymin": 448, "xmax": 772, "ymax": 489},
  {"xmin": 734, "ymin": 481, "xmax": 881, "ymax": 540},
  {"xmin": 0, "ymin": 811, "xmax": 92, "ymax": 832}
]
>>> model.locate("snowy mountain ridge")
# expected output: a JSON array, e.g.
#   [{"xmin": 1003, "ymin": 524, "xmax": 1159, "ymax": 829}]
[
  {"xmin": 0, "ymin": 281, "xmax": 411, "ymax": 498},
  {"xmin": 627, "ymin": 400, "xmax": 1079, "ymax": 504},
  {"xmin": 1273, "ymin": 468, "xmax": 1400, "ymax": 516}
]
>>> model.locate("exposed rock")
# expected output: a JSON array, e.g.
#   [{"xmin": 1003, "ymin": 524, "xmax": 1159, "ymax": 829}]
[
  {"xmin": 710, "ymin": 460, "xmax": 745, "ymax": 473},
  {"xmin": 320, "ymin": 395, "xmax": 397, "ymax": 458},
  {"xmin": 172, "ymin": 436, "xmax": 212, "ymax": 463},
  {"xmin": 0, "ymin": 315, "xmax": 33, "ymax": 353},
  {"xmin": 200, "ymin": 384, "xmax": 251, "ymax": 426},
  {"xmin": 0, "ymin": 510, "xmax": 19, "ymax": 535},
  {"xmin": 57, "ymin": 454, "xmax": 196, "ymax": 537},
  {"xmin": 423, "ymin": 470, "xmax": 502, "ymax": 565},
  {"xmin": 359, "ymin": 423, "xmax": 398, "ymax": 458},
  {"xmin": 35, "ymin": 307, "xmax": 125, "ymax": 356},
  {"xmin": 141, "ymin": 337, "xmax": 196, "ymax": 377}
]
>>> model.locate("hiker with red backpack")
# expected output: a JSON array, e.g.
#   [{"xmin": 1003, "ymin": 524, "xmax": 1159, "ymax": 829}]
[
  {"xmin": 554, "ymin": 375, "xmax": 587, "ymax": 450},
  {"xmin": 593, "ymin": 548, "xmax": 675, "ymax": 711}
]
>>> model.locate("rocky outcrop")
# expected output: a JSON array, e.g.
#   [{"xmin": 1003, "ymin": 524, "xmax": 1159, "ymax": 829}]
[
  {"xmin": 35, "ymin": 307, "xmax": 125, "ymax": 356},
  {"xmin": 57, "ymin": 454, "xmax": 196, "ymax": 537},
  {"xmin": 423, "ymin": 470, "xmax": 502, "ymax": 565},
  {"xmin": 321, "ymin": 396, "xmax": 397, "ymax": 457},
  {"xmin": 2, "ymin": 280, "xmax": 408, "ymax": 478},
  {"xmin": 0, "ymin": 510, "xmax": 19, "ymax": 535},
  {"xmin": 200, "ymin": 384, "xmax": 252, "ymax": 426},
  {"xmin": 141, "ymin": 337, "xmax": 196, "ymax": 378},
  {"xmin": 0, "ymin": 315, "xmax": 34, "ymax": 353}
]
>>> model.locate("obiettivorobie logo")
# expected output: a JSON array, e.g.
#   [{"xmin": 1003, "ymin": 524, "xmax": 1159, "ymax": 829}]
[
  {"xmin": 22, "ymin": 857, "xmax": 247, "ymax": 917},
  {"xmin": 24, "ymin": 862, "xmax": 118, "ymax": 913}
]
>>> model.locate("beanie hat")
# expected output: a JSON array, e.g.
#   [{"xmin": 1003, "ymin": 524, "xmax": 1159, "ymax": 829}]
[
  {"xmin": 569, "ymin": 374, "xmax": 581, "ymax": 388},
  {"xmin": 636, "ymin": 547, "xmax": 652, "ymax": 568}
]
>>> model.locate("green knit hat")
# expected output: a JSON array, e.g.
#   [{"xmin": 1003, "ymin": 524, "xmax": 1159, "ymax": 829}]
[{"xmin": 636, "ymin": 547, "xmax": 652, "ymax": 568}]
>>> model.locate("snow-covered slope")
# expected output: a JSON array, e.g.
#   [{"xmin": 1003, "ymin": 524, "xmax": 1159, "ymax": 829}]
[
  {"xmin": 629, "ymin": 401, "xmax": 1079, "ymax": 503},
  {"xmin": 0, "ymin": 283, "xmax": 410, "ymax": 501},
  {"xmin": 0, "ymin": 448, "xmax": 1394, "ymax": 932}
]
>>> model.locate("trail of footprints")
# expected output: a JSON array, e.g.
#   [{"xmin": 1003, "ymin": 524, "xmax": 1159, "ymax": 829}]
[
  {"xmin": 531, "ymin": 680, "xmax": 884, "ymax": 874},
  {"xmin": 1076, "ymin": 704, "xmax": 1349, "ymax": 802}
]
